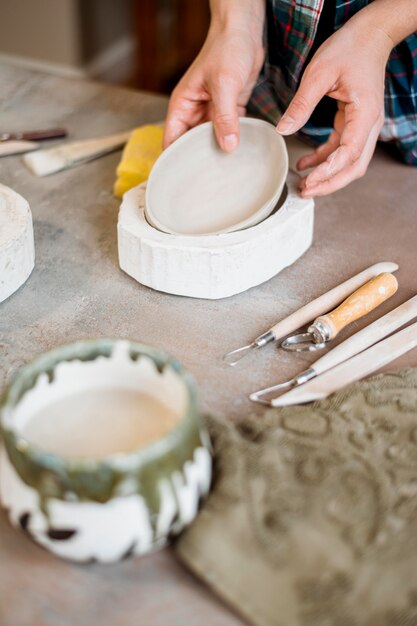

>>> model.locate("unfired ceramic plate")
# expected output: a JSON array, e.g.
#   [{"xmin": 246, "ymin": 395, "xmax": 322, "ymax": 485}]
[{"xmin": 145, "ymin": 118, "xmax": 289, "ymax": 236}]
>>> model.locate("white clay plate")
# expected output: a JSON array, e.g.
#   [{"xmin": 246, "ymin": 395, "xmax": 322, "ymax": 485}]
[{"xmin": 145, "ymin": 118, "xmax": 288, "ymax": 236}]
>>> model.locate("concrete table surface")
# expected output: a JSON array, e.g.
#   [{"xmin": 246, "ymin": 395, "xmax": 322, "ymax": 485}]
[{"xmin": 0, "ymin": 63, "xmax": 416, "ymax": 626}]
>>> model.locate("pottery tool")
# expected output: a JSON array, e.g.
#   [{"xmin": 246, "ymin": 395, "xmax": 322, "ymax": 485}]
[
  {"xmin": 268, "ymin": 319, "xmax": 417, "ymax": 407},
  {"xmin": 0, "ymin": 184, "xmax": 35, "ymax": 303},
  {"xmin": 1, "ymin": 128, "xmax": 67, "ymax": 142},
  {"xmin": 0, "ymin": 140, "xmax": 39, "ymax": 157},
  {"xmin": 281, "ymin": 272, "xmax": 398, "ymax": 352},
  {"xmin": 22, "ymin": 130, "xmax": 132, "ymax": 176},
  {"xmin": 250, "ymin": 294, "xmax": 417, "ymax": 405},
  {"xmin": 223, "ymin": 261, "xmax": 399, "ymax": 365}
]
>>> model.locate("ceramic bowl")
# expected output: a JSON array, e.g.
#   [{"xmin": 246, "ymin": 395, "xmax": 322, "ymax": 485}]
[
  {"xmin": 0, "ymin": 339, "xmax": 211, "ymax": 563},
  {"xmin": 145, "ymin": 118, "xmax": 289, "ymax": 236}
]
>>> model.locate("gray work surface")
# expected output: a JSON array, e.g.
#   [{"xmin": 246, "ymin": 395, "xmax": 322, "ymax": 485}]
[{"xmin": 0, "ymin": 63, "xmax": 416, "ymax": 626}]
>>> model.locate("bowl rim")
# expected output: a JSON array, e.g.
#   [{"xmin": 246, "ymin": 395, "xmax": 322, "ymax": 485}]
[
  {"xmin": 145, "ymin": 117, "xmax": 289, "ymax": 237},
  {"xmin": 0, "ymin": 339, "xmax": 203, "ymax": 501}
]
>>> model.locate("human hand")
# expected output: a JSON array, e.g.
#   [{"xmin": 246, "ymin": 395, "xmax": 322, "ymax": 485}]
[
  {"xmin": 277, "ymin": 16, "xmax": 393, "ymax": 197},
  {"xmin": 163, "ymin": 18, "xmax": 264, "ymax": 152}
]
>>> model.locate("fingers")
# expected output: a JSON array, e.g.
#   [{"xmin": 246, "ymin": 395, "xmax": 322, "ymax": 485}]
[
  {"xmin": 163, "ymin": 74, "xmax": 242, "ymax": 152},
  {"xmin": 303, "ymin": 99, "xmax": 374, "ymax": 186},
  {"xmin": 299, "ymin": 96, "xmax": 383, "ymax": 195},
  {"xmin": 211, "ymin": 75, "xmax": 241, "ymax": 152},
  {"xmin": 163, "ymin": 113, "xmax": 190, "ymax": 149},
  {"xmin": 277, "ymin": 65, "xmax": 333, "ymax": 136},
  {"xmin": 163, "ymin": 88, "xmax": 204, "ymax": 148},
  {"xmin": 297, "ymin": 131, "xmax": 340, "ymax": 171},
  {"xmin": 300, "ymin": 117, "xmax": 381, "ymax": 197}
]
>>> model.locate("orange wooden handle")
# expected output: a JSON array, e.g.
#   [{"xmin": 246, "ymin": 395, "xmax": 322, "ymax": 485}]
[{"xmin": 314, "ymin": 272, "xmax": 398, "ymax": 340}]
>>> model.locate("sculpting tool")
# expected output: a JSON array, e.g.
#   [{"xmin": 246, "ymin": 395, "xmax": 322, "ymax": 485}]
[
  {"xmin": 23, "ymin": 130, "xmax": 133, "ymax": 176},
  {"xmin": 266, "ymin": 319, "xmax": 417, "ymax": 407},
  {"xmin": 0, "ymin": 128, "xmax": 67, "ymax": 142},
  {"xmin": 281, "ymin": 272, "xmax": 398, "ymax": 352},
  {"xmin": 250, "ymin": 294, "xmax": 417, "ymax": 405},
  {"xmin": 223, "ymin": 261, "xmax": 399, "ymax": 366}
]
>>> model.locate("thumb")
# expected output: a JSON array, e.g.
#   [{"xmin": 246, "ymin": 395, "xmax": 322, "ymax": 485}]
[
  {"xmin": 277, "ymin": 68, "xmax": 331, "ymax": 135},
  {"xmin": 211, "ymin": 76, "xmax": 241, "ymax": 152}
]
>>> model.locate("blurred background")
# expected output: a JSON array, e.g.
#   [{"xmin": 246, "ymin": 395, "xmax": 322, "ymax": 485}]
[{"xmin": 0, "ymin": 0, "xmax": 210, "ymax": 93}]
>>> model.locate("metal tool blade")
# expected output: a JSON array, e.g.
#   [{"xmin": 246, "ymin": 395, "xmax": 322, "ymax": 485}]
[
  {"xmin": 223, "ymin": 343, "xmax": 257, "ymax": 366},
  {"xmin": 272, "ymin": 320, "xmax": 417, "ymax": 407},
  {"xmin": 223, "ymin": 330, "xmax": 275, "ymax": 366}
]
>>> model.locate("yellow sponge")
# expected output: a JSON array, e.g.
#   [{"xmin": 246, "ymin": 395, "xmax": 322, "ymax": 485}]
[{"xmin": 114, "ymin": 125, "xmax": 163, "ymax": 198}]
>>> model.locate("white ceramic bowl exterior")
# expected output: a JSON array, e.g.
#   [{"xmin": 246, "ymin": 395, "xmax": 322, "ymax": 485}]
[
  {"xmin": 145, "ymin": 118, "xmax": 289, "ymax": 236},
  {"xmin": 118, "ymin": 172, "xmax": 314, "ymax": 299},
  {"xmin": 0, "ymin": 340, "xmax": 211, "ymax": 563}
]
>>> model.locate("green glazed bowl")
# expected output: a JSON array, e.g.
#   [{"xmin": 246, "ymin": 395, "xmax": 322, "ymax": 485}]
[{"xmin": 0, "ymin": 339, "xmax": 211, "ymax": 563}]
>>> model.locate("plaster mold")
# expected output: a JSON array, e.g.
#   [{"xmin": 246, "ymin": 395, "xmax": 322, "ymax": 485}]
[
  {"xmin": 0, "ymin": 184, "xmax": 35, "ymax": 303},
  {"xmin": 118, "ymin": 172, "xmax": 314, "ymax": 299}
]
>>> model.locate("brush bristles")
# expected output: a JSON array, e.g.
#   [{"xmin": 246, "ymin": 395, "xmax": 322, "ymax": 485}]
[{"xmin": 22, "ymin": 149, "xmax": 67, "ymax": 177}]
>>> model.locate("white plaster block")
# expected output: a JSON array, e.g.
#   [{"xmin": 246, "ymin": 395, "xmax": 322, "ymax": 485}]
[
  {"xmin": 118, "ymin": 172, "xmax": 314, "ymax": 300},
  {"xmin": 0, "ymin": 184, "xmax": 35, "ymax": 303}
]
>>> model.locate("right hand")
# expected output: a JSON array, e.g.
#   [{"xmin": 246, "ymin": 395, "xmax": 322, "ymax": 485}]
[{"xmin": 163, "ymin": 23, "xmax": 265, "ymax": 152}]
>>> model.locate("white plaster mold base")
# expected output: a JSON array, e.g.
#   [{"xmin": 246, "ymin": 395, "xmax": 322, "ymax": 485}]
[
  {"xmin": 118, "ymin": 172, "xmax": 314, "ymax": 299},
  {"xmin": 0, "ymin": 184, "xmax": 35, "ymax": 303}
]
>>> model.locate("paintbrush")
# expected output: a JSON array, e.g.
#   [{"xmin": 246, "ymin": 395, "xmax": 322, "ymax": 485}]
[
  {"xmin": 22, "ymin": 130, "xmax": 133, "ymax": 176},
  {"xmin": 0, "ymin": 128, "xmax": 67, "ymax": 142}
]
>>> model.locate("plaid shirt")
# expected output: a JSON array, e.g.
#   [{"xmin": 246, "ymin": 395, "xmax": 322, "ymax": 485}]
[{"xmin": 249, "ymin": 0, "xmax": 417, "ymax": 165}]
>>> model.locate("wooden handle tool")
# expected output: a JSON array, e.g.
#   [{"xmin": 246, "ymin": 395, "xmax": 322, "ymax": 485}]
[
  {"xmin": 223, "ymin": 261, "xmax": 399, "ymax": 365},
  {"xmin": 282, "ymin": 272, "xmax": 398, "ymax": 351},
  {"xmin": 251, "ymin": 294, "xmax": 417, "ymax": 405}
]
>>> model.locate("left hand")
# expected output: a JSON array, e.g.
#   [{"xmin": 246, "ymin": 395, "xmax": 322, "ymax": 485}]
[{"xmin": 276, "ymin": 16, "xmax": 393, "ymax": 197}]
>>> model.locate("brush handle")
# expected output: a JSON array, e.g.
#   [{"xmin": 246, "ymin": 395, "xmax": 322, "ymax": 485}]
[
  {"xmin": 312, "ymin": 273, "xmax": 398, "ymax": 341},
  {"xmin": 59, "ymin": 131, "xmax": 132, "ymax": 164},
  {"xmin": 0, "ymin": 128, "xmax": 67, "ymax": 142},
  {"xmin": 22, "ymin": 130, "xmax": 133, "ymax": 176},
  {"xmin": 269, "ymin": 262, "xmax": 399, "ymax": 340}
]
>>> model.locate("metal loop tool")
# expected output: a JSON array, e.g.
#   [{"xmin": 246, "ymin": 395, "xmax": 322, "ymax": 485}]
[
  {"xmin": 223, "ymin": 262, "xmax": 399, "ymax": 366},
  {"xmin": 250, "ymin": 294, "xmax": 417, "ymax": 406},
  {"xmin": 281, "ymin": 272, "xmax": 398, "ymax": 353}
]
